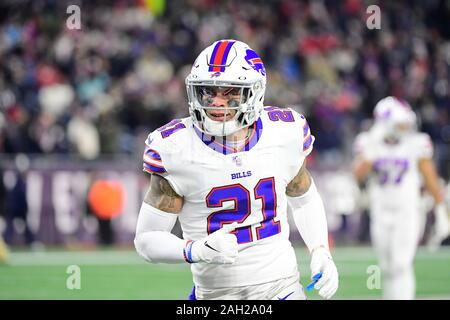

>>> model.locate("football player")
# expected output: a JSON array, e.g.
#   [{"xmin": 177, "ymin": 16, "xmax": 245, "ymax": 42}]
[
  {"xmin": 352, "ymin": 96, "xmax": 450, "ymax": 299},
  {"xmin": 134, "ymin": 40, "xmax": 338, "ymax": 300}
]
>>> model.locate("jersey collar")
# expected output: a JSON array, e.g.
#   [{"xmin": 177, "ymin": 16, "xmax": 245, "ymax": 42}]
[{"xmin": 193, "ymin": 117, "xmax": 263, "ymax": 155}]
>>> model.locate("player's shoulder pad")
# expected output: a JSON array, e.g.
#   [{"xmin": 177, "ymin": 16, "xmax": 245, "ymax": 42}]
[
  {"xmin": 413, "ymin": 132, "xmax": 432, "ymax": 144},
  {"xmin": 145, "ymin": 118, "xmax": 190, "ymax": 150},
  {"xmin": 261, "ymin": 106, "xmax": 314, "ymax": 155},
  {"xmin": 261, "ymin": 106, "xmax": 305, "ymax": 125},
  {"xmin": 142, "ymin": 118, "xmax": 190, "ymax": 175}
]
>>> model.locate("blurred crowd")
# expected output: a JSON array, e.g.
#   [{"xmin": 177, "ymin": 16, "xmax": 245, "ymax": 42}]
[{"xmin": 0, "ymin": 0, "xmax": 450, "ymax": 177}]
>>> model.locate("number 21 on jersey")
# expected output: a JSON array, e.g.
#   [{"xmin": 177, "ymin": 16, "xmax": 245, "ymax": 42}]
[{"xmin": 206, "ymin": 177, "xmax": 281, "ymax": 244}]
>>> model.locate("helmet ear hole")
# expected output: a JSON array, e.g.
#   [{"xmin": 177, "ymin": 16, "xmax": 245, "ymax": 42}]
[
  {"xmin": 237, "ymin": 112, "xmax": 245, "ymax": 123},
  {"xmin": 194, "ymin": 110, "xmax": 202, "ymax": 121},
  {"xmin": 242, "ymin": 88, "xmax": 251, "ymax": 103}
]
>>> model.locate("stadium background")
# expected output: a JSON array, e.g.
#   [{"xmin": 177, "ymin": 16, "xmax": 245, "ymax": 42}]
[{"xmin": 0, "ymin": 0, "xmax": 449, "ymax": 299}]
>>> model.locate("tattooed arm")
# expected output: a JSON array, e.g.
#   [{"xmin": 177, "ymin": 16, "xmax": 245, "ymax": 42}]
[
  {"xmin": 144, "ymin": 174, "xmax": 184, "ymax": 213},
  {"xmin": 286, "ymin": 161, "xmax": 312, "ymax": 197}
]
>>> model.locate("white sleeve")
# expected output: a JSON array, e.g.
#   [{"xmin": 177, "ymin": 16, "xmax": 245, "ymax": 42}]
[
  {"xmin": 134, "ymin": 202, "xmax": 187, "ymax": 264},
  {"xmin": 415, "ymin": 133, "xmax": 433, "ymax": 159},
  {"xmin": 287, "ymin": 179, "xmax": 329, "ymax": 252}
]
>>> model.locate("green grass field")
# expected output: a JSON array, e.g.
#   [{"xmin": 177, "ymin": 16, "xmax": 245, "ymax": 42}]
[{"xmin": 1, "ymin": 246, "xmax": 449, "ymax": 300}]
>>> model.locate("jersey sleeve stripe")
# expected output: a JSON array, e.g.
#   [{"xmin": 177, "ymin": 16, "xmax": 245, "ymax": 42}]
[
  {"xmin": 143, "ymin": 162, "xmax": 167, "ymax": 174},
  {"xmin": 144, "ymin": 148, "xmax": 162, "ymax": 161},
  {"xmin": 143, "ymin": 157, "xmax": 165, "ymax": 169},
  {"xmin": 303, "ymin": 135, "xmax": 315, "ymax": 155},
  {"xmin": 143, "ymin": 156, "xmax": 163, "ymax": 167},
  {"xmin": 303, "ymin": 121, "xmax": 310, "ymax": 136},
  {"xmin": 303, "ymin": 132, "xmax": 310, "ymax": 143},
  {"xmin": 303, "ymin": 134, "xmax": 314, "ymax": 151}
]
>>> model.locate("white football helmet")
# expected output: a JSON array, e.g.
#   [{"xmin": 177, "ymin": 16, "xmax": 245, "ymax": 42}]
[
  {"xmin": 373, "ymin": 96, "xmax": 417, "ymax": 139},
  {"xmin": 185, "ymin": 40, "xmax": 267, "ymax": 136}
]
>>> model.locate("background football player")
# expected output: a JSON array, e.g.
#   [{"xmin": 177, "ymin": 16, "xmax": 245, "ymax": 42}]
[
  {"xmin": 0, "ymin": 235, "xmax": 8, "ymax": 264},
  {"xmin": 134, "ymin": 40, "xmax": 339, "ymax": 300},
  {"xmin": 352, "ymin": 96, "xmax": 450, "ymax": 299}
]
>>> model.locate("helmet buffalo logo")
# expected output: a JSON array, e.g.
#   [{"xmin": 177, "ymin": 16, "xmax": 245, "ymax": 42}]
[
  {"xmin": 210, "ymin": 72, "xmax": 221, "ymax": 78},
  {"xmin": 244, "ymin": 49, "xmax": 266, "ymax": 76}
]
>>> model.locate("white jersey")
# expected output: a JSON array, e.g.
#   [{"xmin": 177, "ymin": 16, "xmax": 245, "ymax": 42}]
[
  {"xmin": 142, "ymin": 107, "xmax": 314, "ymax": 288},
  {"xmin": 353, "ymin": 125, "xmax": 433, "ymax": 215}
]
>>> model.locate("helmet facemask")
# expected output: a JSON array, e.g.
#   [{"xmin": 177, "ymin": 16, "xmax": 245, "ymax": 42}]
[
  {"xmin": 382, "ymin": 121, "xmax": 413, "ymax": 142},
  {"xmin": 186, "ymin": 79, "xmax": 265, "ymax": 137}
]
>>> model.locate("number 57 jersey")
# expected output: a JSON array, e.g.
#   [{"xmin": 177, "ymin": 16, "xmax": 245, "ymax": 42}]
[
  {"xmin": 143, "ymin": 107, "xmax": 314, "ymax": 289},
  {"xmin": 353, "ymin": 126, "xmax": 433, "ymax": 216}
]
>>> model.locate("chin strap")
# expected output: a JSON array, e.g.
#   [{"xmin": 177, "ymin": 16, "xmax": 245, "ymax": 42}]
[{"xmin": 202, "ymin": 113, "xmax": 241, "ymax": 136}]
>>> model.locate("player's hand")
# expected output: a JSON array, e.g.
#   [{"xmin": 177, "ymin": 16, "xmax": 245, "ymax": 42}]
[
  {"xmin": 428, "ymin": 204, "xmax": 450, "ymax": 251},
  {"xmin": 310, "ymin": 246, "xmax": 339, "ymax": 300},
  {"xmin": 190, "ymin": 223, "xmax": 239, "ymax": 264}
]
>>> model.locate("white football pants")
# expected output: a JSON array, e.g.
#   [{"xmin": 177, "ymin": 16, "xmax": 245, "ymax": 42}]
[
  {"xmin": 194, "ymin": 273, "xmax": 306, "ymax": 300},
  {"xmin": 370, "ymin": 209, "xmax": 422, "ymax": 300}
]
